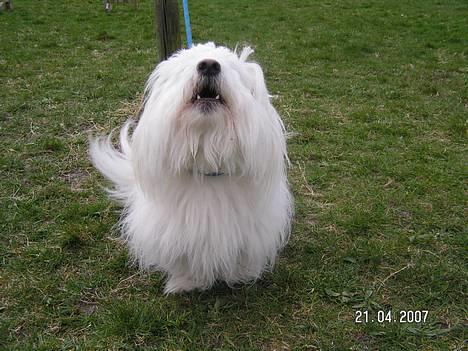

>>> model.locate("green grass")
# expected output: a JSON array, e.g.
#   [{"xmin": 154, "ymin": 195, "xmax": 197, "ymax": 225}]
[{"xmin": 0, "ymin": 0, "xmax": 466, "ymax": 349}]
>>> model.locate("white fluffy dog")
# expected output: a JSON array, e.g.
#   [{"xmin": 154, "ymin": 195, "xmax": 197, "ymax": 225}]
[{"xmin": 90, "ymin": 42, "xmax": 292, "ymax": 294}]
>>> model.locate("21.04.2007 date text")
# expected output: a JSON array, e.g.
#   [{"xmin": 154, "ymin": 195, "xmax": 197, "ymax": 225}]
[{"xmin": 355, "ymin": 310, "xmax": 428, "ymax": 324}]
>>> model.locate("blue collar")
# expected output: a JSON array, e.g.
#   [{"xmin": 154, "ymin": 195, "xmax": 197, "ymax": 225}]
[{"xmin": 200, "ymin": 171, "xmax": 224, "ymax": 177}]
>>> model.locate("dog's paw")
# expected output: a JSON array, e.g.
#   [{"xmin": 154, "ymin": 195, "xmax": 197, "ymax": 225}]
[{"xmin": 164, "ymin": 275, "xmax": 201, "ymax": 294}]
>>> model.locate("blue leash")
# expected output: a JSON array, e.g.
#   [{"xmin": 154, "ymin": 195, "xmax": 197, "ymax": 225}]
[{"xmin": 182, "ymin": 0, "xmax": 193, "ymax": 48}]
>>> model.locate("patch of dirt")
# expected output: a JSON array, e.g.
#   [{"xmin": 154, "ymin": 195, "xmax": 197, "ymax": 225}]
[
  {"xmin": 76, "ymin": 300, "xmax": 98, "ymax": 316},
  {"xmin": 60, "ymin": 169, "xmax": 89, "ymax": 191}
]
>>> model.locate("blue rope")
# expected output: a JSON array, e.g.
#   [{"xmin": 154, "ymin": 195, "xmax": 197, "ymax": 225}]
[{"xmin": 182, "ymin": 0, "xmax": 193, "ymax": 48}]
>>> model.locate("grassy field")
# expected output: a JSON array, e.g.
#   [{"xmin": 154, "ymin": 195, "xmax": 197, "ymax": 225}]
[{"xmin": 0, "ymin": 0, "xmax": 466, "ymax": 349}]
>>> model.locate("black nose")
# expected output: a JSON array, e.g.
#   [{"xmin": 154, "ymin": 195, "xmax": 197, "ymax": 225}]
[{"xmin": 197, "ymin": 59, "xmax": 221, "ymax": 76}]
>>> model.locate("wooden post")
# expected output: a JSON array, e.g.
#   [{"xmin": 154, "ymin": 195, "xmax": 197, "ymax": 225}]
[
  {"xmin": 104, "ymin": 0, "xmax": 112, "ymax": 12},
  {"xmin": 155, "ymin": 0, "xmax": 181, "ymax": 62},
  {"xmin": 0, "ymin": 0, "xmax": 13, "ymax": 11}
]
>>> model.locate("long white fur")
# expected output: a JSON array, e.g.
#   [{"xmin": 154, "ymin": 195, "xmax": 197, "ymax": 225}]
[{"xmin": 90, "ymin": 43, "xmax": 293, "ymax": 294}]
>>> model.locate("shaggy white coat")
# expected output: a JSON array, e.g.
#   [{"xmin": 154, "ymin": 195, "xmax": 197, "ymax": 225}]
[{"xmin": 90, "ymin": 43, "xmax": 292, "ymax": 294}]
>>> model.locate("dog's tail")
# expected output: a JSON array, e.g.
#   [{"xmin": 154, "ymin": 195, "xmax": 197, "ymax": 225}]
[{"xmin": 89, "ymin": 120, "xmax": 135, "ymax": 202}]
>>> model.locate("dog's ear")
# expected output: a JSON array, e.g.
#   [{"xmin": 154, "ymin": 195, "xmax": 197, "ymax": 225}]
[
  {"xmin": 238, "ymin": 47, "xmax": 270, "ymax": 103},
  {"xmin": 239, "ymin": 46, "xmax": 254, "ymax": 62},
  {"xmin": 245, "ymin": 62, "xmax": 270, "ymax": 104}
]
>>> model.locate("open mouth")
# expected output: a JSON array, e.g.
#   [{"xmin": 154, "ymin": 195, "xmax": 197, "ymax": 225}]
[{"xmin": 191, "ymin": 81, "xmax": 224, "ymax": 106}]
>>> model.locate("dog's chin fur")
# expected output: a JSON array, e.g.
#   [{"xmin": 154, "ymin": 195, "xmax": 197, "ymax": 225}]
[{"xmin": 90, "ymin": 42, "xmax": 293, "ymax": 294}]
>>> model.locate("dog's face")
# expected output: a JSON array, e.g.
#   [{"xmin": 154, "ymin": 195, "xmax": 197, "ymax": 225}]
[
  {"xmin": 146, "ymin": 42, "xmax": 270, "ymax": 120},
  {"xmin": 132, "ymin": 43, "xmax": 285, "ymax": 186}
]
